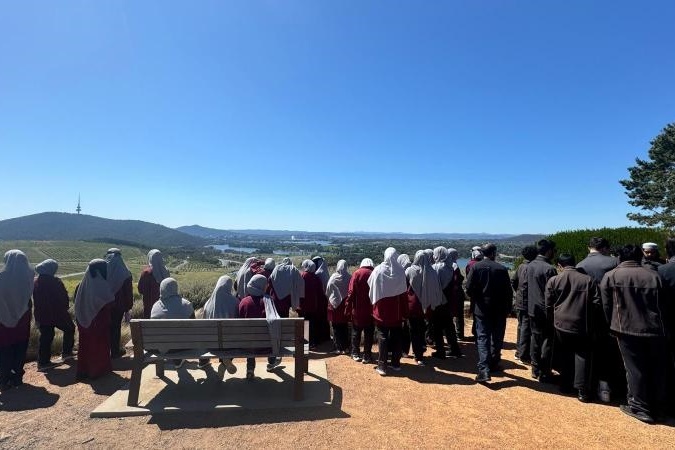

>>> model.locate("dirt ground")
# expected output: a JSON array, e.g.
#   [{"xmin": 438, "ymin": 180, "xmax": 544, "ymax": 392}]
[{"xmin": 1, "ymin": 318, "xmax": 674, "ymax": 449}]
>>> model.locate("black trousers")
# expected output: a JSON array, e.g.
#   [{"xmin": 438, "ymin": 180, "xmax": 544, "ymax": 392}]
[
  {"xmin": 351, "ymin": 324, "xmax": 375, "ymax": 358},
  {"xmin": 302, "ymin": 312, "xmax": 321, "ymax": 347},
  {"xmin": 516, "ymin": 310, "xmax": 531, "ymax": 361},
  {"xmin": 110, "ymin": 309, "xmax": 125, "ymax": 356},
  {"xmin": 377, "ymin": 325, "xmax": 402, "ymax": 367},
  {"xmin": 38, "ymin": 322, "xmax": 76, "ymax": 364},
  {"xmin": 432, "ymin": 303, "xmax": 461, "ymax": 354},
  {"xmin": 409, "ymin": 316, "xmax": 427, "ymax": 360},
  {"xmin": 594, "ymin": 328, "xmax": 626, "ymax": 396},
  {"xmin": 617, "ymin": 334, "xmax": 668, "ymax": 416},
  {"xmin": 0, "ymin": 340, "xmax": 29, "ymax": 385},
  {"xmin": 556, "ymin": 330, "xmax": 591, "ymax": 390},
  {"xmin": 530, "ymin": 314, "xmax": 553, "ymax": 376},
  {"xmin": 331, "ymin": 322, "xmax": 349, "ymax": 352},
  {"xmin": 454, "ymin": 314, "xmax": 465, "ymax": 339},
  {"xmin": 401, "ymin": 321, "xmax": 411, "ymax": 355}
]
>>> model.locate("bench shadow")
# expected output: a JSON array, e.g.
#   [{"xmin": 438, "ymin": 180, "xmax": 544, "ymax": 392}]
[
  {"xmin": 0, "ymin": 384, "xmax": 60, "ymax": 411},
  {"xmin": 146, "ymin": 371, "xmax": 348, "ymax": 430}
]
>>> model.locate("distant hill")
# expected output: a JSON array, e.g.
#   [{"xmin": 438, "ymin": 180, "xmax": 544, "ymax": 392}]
[
  {"xmin": 0, "ymin": 212, "xmax": 205, "ymax": 248},
  {"xmin": 177, "ymin": 224, "xmax": 521, "ymax": 241}
]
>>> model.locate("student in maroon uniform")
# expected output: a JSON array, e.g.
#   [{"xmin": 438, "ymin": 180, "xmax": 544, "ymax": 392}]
[
  {"xmin": 405, "ymin": 250, "xmax": 443, "ymax": 366},
  {"xmin": 326, "ymin": 260, "xmax": 351, "ymax": 354},
  {"xmin": 267, "ymin": 257, "xmax": 303, "ymax": 317},
  {"xmin": 299, "ymin": 260, "xmax": 326, "ymax": 350},
  {"xmin": 345, "ymin": 258, "xmax": 375, "ymax": 363},
  {"xmin": 369, "ymin": 247, "xmax": 408, "ymax": 376},
  {"xmin": 33, "ymin": 259, "xmax": 76, "ymax": 372},
  {"xmin": 312, "ymin": 256, "xmax": 331, "ymax": 342},
  {"xmin": 0, "ymin": 250, "xmax": 34, "ymax": 389},
  {"xmin": 105, "ymin": 248, "xmax": 133, "ymax": 358},
  {"xmin": 138, "ymin": 249, "xmax": 169, "ymax": 319},
  {"xmin": 235, "ymin": 257, "xmax": 265, "ymax": 300},
  {"xmin": 74, "ymin": 259, "xmax": 115, "ymax": 380},
  {"xmin": 238, "ymin": 274, "xmax": 270, "ymax": 380}
]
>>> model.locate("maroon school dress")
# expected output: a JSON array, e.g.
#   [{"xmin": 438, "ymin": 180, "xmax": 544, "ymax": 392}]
[
  {"xmin": 138, "ymin": 267, "xmax": 160, "ymax": 319},
  {"xmin": 76, "ymin": 303, "xmax": 112, "ymax": 379},
  {"xmin": 0, "ymin": 310, "xmax": 31, "ymax": 347},
  {"xmin": 344, "ymin": 266, "xmax": 374, "ymax": 328}
]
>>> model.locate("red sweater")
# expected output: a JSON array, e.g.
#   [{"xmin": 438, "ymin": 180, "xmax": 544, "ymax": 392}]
[
  {"xmin": 300, "ymin": 271, "xmax": 324, "ymax": 315},
  {"xmin": 33, "ymin": 274, "xmax": 71, "ymax": 326},
  {"xmin": 372, "ymin": 293, "xmax": 408, "ymax": 328},
  {"xmin": 138, "ymin": 268, "xmax": 160, "ymax": 319},
  {"xmin": 238, "ymin": 295, "xmax": 266, "ymax": 318},
  {"xmin": 112, "ymin": 276, "xmax": 134, "ymax": 314},
  {"xmin": 344, "ymin": 266, "xmax": 374, "ymax": 327}
]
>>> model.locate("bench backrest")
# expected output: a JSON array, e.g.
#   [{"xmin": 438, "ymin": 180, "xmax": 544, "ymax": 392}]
[{"xmin": 130, "ymin": 318, "xmax": 304, "ymax": 354}]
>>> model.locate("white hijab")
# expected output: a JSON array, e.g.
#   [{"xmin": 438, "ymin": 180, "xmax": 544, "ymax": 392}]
[
  {"xmin": 368, "ymin": 247, "xmax": 407, "ymax": 305},
  {"xmin": 360, "ymin": 258, "xmax": 374, "ymax": 268},
  {"xmin": 397, "ymin": 254, "xmax": 412, "ymax": 270},
  {"xmin": 105, "ymin": 248, "xmax": 132, "ymax": 294},
  {"xmin": 151, "ymin": 278, "xmax": 194, "ymax": 319},
  {"xmin": 269, "ymin": 257, "xmax": 304, "ymax": 309},
  {"xmin": 236, "ymin": 257, "xmax": 257, "ymax": 299},
  {"xmin": 148, "ymin": 249, "xmax": 170, "ymax": 284},
  {"xmin": 406, "ymin": 250, "xmax": 443, "ymax": 310},
  {"xmin": 326, "ymin": 260, "xmax": 351, "ymax": 309},
  {"xmin": 0, "ymin": 250, "xmax": 34, "ymax": 327},
  {"xmin": 74, "ymin": 259, "xmax": 115, "ymax": 328},
  {"xmin": 203, "ymin": 275, "xmax": 238, "ymax": 319}
]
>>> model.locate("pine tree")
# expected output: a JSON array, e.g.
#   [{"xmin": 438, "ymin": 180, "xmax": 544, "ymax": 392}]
[{"xmin": 620, "ymin": 123, "xmax": 675, "ymax": 229}]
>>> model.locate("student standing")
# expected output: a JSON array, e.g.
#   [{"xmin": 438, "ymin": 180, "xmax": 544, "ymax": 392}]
[
  {"xmin": 0, "ymin": 250, "xmax": 34, "ymax": 389},
  {"xmin": 138, "ymin": 249, "xmax": 169, "ymax": 319},
  {"xmin": 326, "ymin": 260, "xmax": 351, "ymax": 354},
  {"xmin": 267, "ymin": 257, "xmax": 304, "ymax": 317},
  {"xmin": 345, "ymin": 258, "xmax": 375, "ymax": 363},
  {"xmin": 511, "ymin": 245, "xmax": 537, "ymax": 364},
  {"xmin": 104, "ymin": 248, "xmax": 133, "ymax": 358}
]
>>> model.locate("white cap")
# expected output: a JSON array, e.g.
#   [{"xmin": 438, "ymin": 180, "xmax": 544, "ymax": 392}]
[{"xmin": 642, "ymin": 242, "xmax": 658, "ymax": 250}]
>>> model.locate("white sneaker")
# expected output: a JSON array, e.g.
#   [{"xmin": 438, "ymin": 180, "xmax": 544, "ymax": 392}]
[
  {"xmin": 266, "ymin": 358, "xmax": 282, "ymax": 372},
  {"xmin": 375, "ymin": 366, "xmax": 387, "ymax": 376},
  {"xmin": 352, "ymin": 354, "xmax": 362, "ymax": 362},
  {"xmin": 415, "ymin": 359, "xmax": 426, "ymax": 367}
]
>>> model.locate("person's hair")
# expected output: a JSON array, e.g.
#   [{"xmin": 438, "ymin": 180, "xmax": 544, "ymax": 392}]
[
  {"xmin": 481, "ymin": 243, "xmax": 497, "ymax": 258},
  {"xmin": 618, "ymin": 244, "xmax": 642, "ymax": 263},
  {"xmin": 537, "ymin": 239, "xmax": 556, "ymax": 256},
  {"xmin": 588, "ymin": 237, "xmax": 609, "ymax": 250},
  {"xmin": 521, "ymin": 245, "xmax": 538, "ymax": 261},
  {"xmin": 666, "ymin": 238, "xmax": 675, "ymax": 259},
  {"xmin": 557, "ymin": 253, "xmax": 576, "ymax": 267}
]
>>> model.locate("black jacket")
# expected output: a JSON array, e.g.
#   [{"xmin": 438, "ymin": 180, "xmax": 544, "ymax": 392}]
[
  {"xmin": 526, "ymin": 255, "xmax": 558, "ymax": 320},
  {"xmin": 576, "ymin": 252, "xmax": 618, "ymax": 284},
  {"xmin": 511, "ymin": 260, "xmax": 529, "ymax": 311},
  {"xmin": 545, "ymin": 267, "xmax": 600, "ymax": 335},
  {"xmin": 466, "ymin": 258, "xmax": 512, "ymax": 317}
]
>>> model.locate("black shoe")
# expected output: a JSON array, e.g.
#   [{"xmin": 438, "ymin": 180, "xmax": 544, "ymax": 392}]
[
  {"xmin": 446, "ymin": 350, "xmax": 464, "ymax": 359},
  {"xmin": 531, "ymin": 369, "xmax": 540, "ymax": 380},
  {"xmin": 475, "ymin": 371, "xmax": 491, "ymax": 383},
  {"xmin": 620, "ymin": 404, "xmax": 655, "ymax": 424},
  {"xmin": 577, "ymin": 389, "xmax": 591, "ymax": 403},
  {"xmin": 431, "ymin": 351, "xmax": 446, "ymax": 360},
  {"xmin": 538, "ymin": 372, "xmax": 555, "ymax": 383}
]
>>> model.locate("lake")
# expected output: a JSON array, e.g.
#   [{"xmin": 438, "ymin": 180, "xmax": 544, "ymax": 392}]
[{"xmin": 209, "ymin": 244, "xmax": 258, "ymax": 253}]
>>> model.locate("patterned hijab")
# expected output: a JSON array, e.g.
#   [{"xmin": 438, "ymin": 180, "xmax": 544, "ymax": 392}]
[{"xmin": 0, "ymin": 250, "xmax": 34, "ymax": 327}]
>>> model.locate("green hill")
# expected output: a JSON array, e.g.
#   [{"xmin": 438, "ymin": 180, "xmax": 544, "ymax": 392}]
[{"xmin": 0, "ymin": 212, "xmax": 206, "ymax": 249}]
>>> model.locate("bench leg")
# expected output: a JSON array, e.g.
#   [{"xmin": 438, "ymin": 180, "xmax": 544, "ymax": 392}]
[
  {"xmin": 294, "ymin": 354, "xmax": 304, "ymax": 401},
  {"xmin": 155, "ymin": 360, "xmax": 165, "ymax": 378},
  {"xmin": 127, "ymin": 362, "xmax": 143, "ymax": 407}
]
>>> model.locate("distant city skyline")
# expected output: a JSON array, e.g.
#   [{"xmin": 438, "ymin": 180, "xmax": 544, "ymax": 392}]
[{"xmin": 1, "ymin": 1, "xmax": 674, "ymax": 234}]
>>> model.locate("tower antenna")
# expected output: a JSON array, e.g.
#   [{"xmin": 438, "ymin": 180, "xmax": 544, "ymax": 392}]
[{"xmin": 76, "ymin": 194, "xmax": 81, "ymax": 214}]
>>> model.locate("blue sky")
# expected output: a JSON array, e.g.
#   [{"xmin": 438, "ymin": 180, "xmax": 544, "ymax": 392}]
[{"xmin": 1, "ymin": 1, "xmax": 674, "ymax": 234}]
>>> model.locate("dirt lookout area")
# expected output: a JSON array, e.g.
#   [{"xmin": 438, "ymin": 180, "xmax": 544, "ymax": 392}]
[{"xmin": 1, "ymin": 318, "xmax": 674, "ymax": 449}]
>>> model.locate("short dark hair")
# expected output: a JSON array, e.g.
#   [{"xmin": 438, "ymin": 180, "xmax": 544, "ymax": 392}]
[
  {"xmin": 588, "ymin": 237, "xmax": 610, "ymax": 250},
  {"xmin": 557, "ymin": 253, "xmax": 576, "ymax": 267},
  {"xmin": 665, "ymin": 238, "xmax": 675, "ymax": 259},
  {"xmin": 537, "ymin": 239, "xmax": 556, "ymax": 256},
  {"xmin": 618, "ymin": 244, "xmax": 642, "ymax": 263},
  {"xmin": 482, "ymin": 243, "xmax": 497, "ymax": 258},
  {"xmin": 521, "ymin": 245, "xmax": 538, "ymax": 261}
]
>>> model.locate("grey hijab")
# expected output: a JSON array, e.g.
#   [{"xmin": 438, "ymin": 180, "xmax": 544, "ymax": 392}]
[
  {"xmin": 246, "ymin": 274, "xmax": 268, "ymax": 297},
  {"xmin": 447, "ymin": 248, "xmax": 459, "ymax": 271},
  {"xmin": 313, "ymin": 256, "xmax": 329, "ymax": 291},
  {"xmin": 264, "ymin": 258, "xmax": 276, "ymax": 272},
  {"xmin": 397, "ymin": 254, "xmax": 412, "ymax": 270},
  {"xmin": 35, "ymin": 259, "xmax": 58, "ymax": 277},
  {"xmin": 0, "ymin": 250, "xmax": 34, "ymax": 327},
  {"xmin": 151, "ymin": 277, "xmax": 194, "ymax": 319},
  {"xmin": 406, "ymin": 250, "xmax": 443, "ymax": 311},
  {"xmin": 367, "ymin": 247, "xmax": 407, "ymax": 305},
  {"xmin": 74, "ymin": 259, "xmax": 115, "ymax": 328},
  {"xmin": 269, "ymin": 258, "xmax": 304, "ymax": 309},
  {"xmin": 301, "ymin": 259, "xmax": 316, "ymax": 273},
  {"xmin": 203, "ymin": 275, "xmax": 238, "ymax": 319},
  {"xmin": 432, "ymin": 246, "xmax": 454, "ymax": 292},
  {"xmin": 148, "ymin": 249, "xmax": 170, "ymax": 284},
  {"xmin": 236, "ymin": 257, "xmax": 257, "ymax": 299},
  {"xmin": 105, "ymin": 248, "xmax": 132, "ymax": 294},
  {"xmin": 326, "ymin": 260, "xmax": 351, "ymax": 309}
]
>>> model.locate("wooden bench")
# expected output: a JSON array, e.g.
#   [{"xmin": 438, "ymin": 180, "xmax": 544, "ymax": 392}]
[{"xmin": 127, "ymin": 318, "xmax": 308, "ymax": 407}]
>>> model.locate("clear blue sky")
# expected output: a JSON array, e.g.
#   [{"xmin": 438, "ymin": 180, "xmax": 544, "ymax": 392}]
[{"xmin": 1, "ymin": 1, "xmax": 674, "ymax": 234}]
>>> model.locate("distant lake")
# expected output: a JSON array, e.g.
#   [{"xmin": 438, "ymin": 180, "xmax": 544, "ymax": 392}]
[
  {"xmin": 282, "ymin": 240, "xmax": 332, "ymax": 246},
  {"xmin": 209, "ymin": 244, "xmax": 257, "ymax": 254}
]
